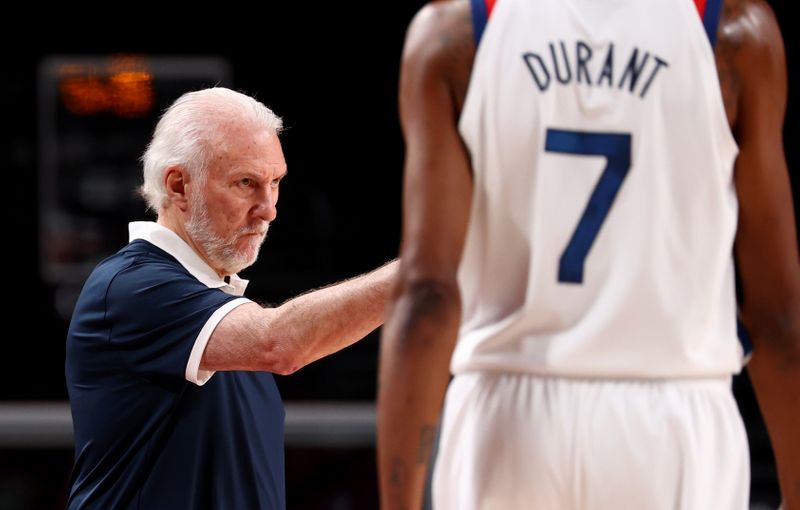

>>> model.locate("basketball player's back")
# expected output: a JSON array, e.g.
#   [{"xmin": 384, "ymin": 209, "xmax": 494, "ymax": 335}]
[
  {"xmin": 378, "ymin": 0, "xmax": 799, "ymax": 508},
  {"xmin": 456, "ymin": 0, "xmax": 742, "ymax": 379}
]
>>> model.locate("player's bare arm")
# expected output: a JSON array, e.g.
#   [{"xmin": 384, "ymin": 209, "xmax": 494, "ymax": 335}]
[
  {"xmin": 377, "ymin": 1, "xmax": 474, "ymax": 509},
  {"xmin": 201, "ymin": 259, "xmax": 398, "ymax": 374},
  {"xmin": 718, "ymin": 0, "xmax": 800, "ymax": 506}
]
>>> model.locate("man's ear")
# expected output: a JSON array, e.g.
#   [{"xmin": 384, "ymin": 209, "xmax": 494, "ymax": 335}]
[{"xmin": 164, "ymin": 165, "xmax": 191, "ymax": 211}]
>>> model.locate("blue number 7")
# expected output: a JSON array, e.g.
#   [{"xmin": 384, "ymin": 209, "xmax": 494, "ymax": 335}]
[{"xmin": 545, "ymin": 129, "xmax": 632, "ymax": 284}]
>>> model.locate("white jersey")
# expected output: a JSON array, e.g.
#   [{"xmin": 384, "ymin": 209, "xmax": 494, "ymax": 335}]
[{"xmin": 455, "ymin": 0, "xmax": 742, "ymax": 378}]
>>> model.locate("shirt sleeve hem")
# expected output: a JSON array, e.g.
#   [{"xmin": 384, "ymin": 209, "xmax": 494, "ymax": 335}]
[{"xmin": 185, "ymin": 297, "xmax": 252, "ymax": 386}]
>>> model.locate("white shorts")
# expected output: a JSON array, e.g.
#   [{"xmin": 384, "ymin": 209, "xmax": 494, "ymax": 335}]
[{"xmin": 432, "ymin": 372, "xmax": 749, "ymax": 510}]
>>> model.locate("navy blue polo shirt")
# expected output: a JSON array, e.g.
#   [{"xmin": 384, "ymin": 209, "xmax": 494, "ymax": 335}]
[{"xmin": 66, "ymin": 222, "xmax": 286, "ymax": 509}]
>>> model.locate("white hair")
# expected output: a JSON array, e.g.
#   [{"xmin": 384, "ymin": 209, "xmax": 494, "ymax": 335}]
[{"xmin": 139, "ymin": 87, "xmax": 283, "ymax": 212}]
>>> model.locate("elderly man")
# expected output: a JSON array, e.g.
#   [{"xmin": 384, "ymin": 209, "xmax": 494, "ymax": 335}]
[{"xmin": 66, "ymin": 87, "xmax": 396, "ymax": 509}]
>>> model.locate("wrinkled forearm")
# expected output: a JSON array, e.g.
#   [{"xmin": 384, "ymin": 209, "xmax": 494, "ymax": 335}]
[{"xmin": 271, "ymin": 259, "xmax": 399, "ymax": 373}]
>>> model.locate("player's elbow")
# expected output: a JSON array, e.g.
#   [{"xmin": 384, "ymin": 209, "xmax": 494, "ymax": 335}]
[
  {"xmin": 396, "ymin": 276, "xmax": 459, "ymax": 312},
  {"xmin": 745, "ymin": 300, "xmax": 800, "ymax": 360},
  {"xmin": 390, "ymin": 276, "xmax": 461, "ymax": 339}
]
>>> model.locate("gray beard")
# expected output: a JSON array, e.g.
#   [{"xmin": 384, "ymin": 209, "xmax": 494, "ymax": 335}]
[{"xmin": 185, "ymin": 199, "xmax": 268, "ymax": 275}]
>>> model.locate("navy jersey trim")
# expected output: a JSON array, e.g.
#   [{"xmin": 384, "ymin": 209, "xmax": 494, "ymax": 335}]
[
  {"xmin": 470, "ymin": 0, "xmax": 495, "ymax": 47},
  {"xmin": 701, "ymin": 0, "xmax": 724, "ymax": 48},
  {"xmin": 737, "ymin": 318, "xmax": 753, "ymax": 359}
]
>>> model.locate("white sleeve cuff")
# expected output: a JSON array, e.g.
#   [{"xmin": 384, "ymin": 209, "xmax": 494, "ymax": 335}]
[{"xmin": 185, "ymin": 297, "xmax": 252, "ymax": 386}]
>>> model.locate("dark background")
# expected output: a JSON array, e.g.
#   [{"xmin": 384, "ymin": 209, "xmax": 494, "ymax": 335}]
[{"xmin": 1, "ymin": 2, "xmax": 797, "ymax": 509}]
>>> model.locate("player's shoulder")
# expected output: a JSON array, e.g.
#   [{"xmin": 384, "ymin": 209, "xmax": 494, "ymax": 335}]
[
  {"xmin": 718, "ymin": 0, "xmax": 782, "ymax": 53},
  {"xmin": 716, "ymin": 0, "xmax": 784, "ymax": 128},
  {"xmin": 403, "ymin": 0, "xmax": 476, "ymax": 110},
  {"xmin": 403, "ymin": 0, "xmax": 473, "ymax": 71}
]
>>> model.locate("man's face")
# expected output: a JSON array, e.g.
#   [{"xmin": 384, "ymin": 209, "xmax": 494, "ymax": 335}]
[{"xmin": 185, "ymin": 128, "xmax": 287, "ymax": 275}]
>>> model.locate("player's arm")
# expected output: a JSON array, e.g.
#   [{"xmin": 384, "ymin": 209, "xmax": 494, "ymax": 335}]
[
  {"xmin": 377, "ymin": 2, "xmax": 474, "ymax": 509},
  {"xmin": 724, "ymin": 1, "xmax": 800, "ymax": 506},
  {"xmin": 201, "ymin": 259, "xmax": 397, "ymax": 375}
]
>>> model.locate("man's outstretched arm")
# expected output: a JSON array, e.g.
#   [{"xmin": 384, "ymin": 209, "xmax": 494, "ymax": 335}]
[{"xmin": 201, "ymin": 259, "xmax": 398, "ymax": 374}]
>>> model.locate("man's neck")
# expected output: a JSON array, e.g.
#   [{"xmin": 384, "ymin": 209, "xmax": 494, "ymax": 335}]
[{"xmin": 156, "ymin": 211, "xmax": 227, "ymax": 279}]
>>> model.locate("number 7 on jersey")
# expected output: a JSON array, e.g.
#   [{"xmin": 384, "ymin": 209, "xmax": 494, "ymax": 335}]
[{"xmin": 545, "ymin": 129, "xmax": 632, "ymax": 284}]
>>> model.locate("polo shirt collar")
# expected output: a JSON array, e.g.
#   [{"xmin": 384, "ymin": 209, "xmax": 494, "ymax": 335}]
[{"xmin": 128, "ymin": 221, "xmax": 249, "ymax": 296}]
